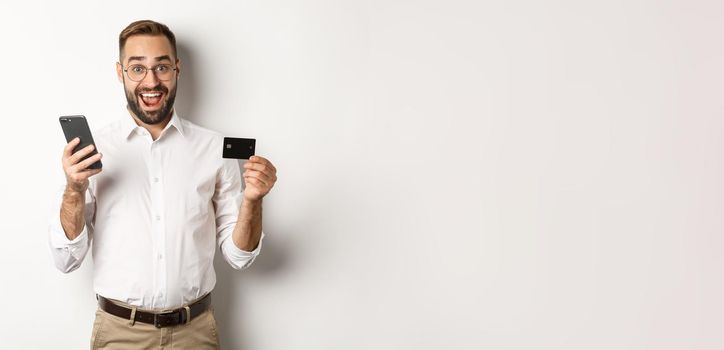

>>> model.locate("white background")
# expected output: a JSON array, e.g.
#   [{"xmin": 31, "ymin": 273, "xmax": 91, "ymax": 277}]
[{"xmin": 1, "ymin": 0, "xmax": 722, "ymax": 349}]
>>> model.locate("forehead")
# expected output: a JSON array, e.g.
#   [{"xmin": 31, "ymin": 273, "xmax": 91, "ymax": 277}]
[{"xmin": 122, "ymin": 35, "xmax": 175, "ymax": 63}]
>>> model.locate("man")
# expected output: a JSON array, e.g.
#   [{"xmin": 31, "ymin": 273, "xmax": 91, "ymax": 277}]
[{"xmin": 48, "ymin": 20, "xmax": 277, "ymax": 349}]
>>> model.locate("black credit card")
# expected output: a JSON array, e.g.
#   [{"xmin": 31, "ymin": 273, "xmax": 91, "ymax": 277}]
[{"xmin": 223, "ymin": 137, "xmax": 256, "ymax": 159}]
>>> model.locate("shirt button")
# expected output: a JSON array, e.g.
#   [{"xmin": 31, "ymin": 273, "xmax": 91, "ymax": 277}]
[
  {"xmin": 156, "ymin": 215, "xmax": 161, "ymax": 221},
  {"xmin": 158, "ymin": 254, "xmax": 163, "ymax": 260},
  {"xmin": 153, "ymin": 177, "xmax": 159, "ymax": 183}
]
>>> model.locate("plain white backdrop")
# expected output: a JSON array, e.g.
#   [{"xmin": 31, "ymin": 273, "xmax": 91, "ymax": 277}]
[{"xmin": 0, "ymin": 0, "xmax": 722, "ymax": 348}]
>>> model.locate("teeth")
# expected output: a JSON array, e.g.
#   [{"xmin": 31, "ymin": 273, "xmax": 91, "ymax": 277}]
[{"xmin": 141, "ymin": 93, "xmax": 161, "ymax": 97}]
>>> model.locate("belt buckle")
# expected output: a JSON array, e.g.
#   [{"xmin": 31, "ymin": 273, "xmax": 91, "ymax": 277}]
[{"xmin": 153, "ymin": 311, "xmax": 177, "ymax": 328}]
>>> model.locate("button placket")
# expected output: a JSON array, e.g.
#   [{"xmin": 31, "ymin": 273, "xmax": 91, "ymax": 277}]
[{"xmin": 149, "ymin": 143, "xmax": 167, "ymax": 307}]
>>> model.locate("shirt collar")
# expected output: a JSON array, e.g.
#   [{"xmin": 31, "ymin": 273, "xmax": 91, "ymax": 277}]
[{"xmin": 122, "ymin": 109, "xmax": 186, "ymax": 140}]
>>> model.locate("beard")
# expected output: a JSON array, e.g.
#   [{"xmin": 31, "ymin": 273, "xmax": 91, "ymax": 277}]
[{"xmin": 124, "ymin": 81, "xmax": 177, "ymax": 125}]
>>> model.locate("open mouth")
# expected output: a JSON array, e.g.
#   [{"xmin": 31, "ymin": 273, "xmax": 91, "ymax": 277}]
[{"xmin": 139, "ymin": 92, "xmax": 164, "ymax": 109}]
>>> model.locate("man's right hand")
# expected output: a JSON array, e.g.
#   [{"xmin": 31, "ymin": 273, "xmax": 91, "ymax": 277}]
[{"xmin": 63, "ymin": 137, "xmax": 103, "ymax": 194}]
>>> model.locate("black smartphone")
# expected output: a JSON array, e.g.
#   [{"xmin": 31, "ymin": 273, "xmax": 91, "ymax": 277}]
[
  {"xmin": 223, "ymin": 137, "xmax": 256, "ymax": 160},
  {"xmin": 59, "ymin": 115, "xmax": 102, "ymax": 169}
]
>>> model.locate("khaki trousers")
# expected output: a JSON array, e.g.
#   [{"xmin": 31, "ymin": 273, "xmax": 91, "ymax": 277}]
[{"xmin": 90, "ymin": 300, "xmax": 220, "ymax": 349}]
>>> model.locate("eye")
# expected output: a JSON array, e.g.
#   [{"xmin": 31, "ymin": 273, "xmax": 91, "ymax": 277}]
[
  {"xmin": 130, "ymin": 65, "xmax": 145, "ymax": 74},
  {"xmin": 156, "ymin": 65, "xmax": 171, "ymax": 73}
]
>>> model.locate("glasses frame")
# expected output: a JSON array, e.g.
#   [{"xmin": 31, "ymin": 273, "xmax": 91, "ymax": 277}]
[{"xmin": 121, "ymin": 63, "xmax": 178, "ymax": 82}]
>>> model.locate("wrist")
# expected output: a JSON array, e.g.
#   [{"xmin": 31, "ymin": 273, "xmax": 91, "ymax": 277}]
[
  {"xmin": 64, "ymin": 185, "xmax": 85, "ymax": 196},
  {"xmin": 242, "ymin": 195, "xmax": 262, "ymax": 206},
  {"xmin": 242, "ymin": 190, "xmax": 263, "ymax": 204}
]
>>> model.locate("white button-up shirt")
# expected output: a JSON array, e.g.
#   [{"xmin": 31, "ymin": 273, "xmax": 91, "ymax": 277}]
[{"xmin": 48, "ymin": 111, "xmax": 264, "ymax": 310}]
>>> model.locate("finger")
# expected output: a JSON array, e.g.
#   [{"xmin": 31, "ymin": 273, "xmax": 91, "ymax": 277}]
[
  {"xmin": 63, "ymin": 137, "xmax": 81, "ymax": 159},
  {"xmin": 244, "ymin": 175, "xmax": 267, "ymax": 188},
  {"xmin": 68, "ymin": 165, "xmax": 100, "ymax": 181},
  {"xmin": 71, "ymin": 153, "xmax": 103, "ymax": 172},
  {"xmin": 243, "ymin": 169, "xmax": 273, "ymax": 183},
  {"xmin": 253, "ymin": 156, "xmax": 277, "ymax": 173},
  {"xmin": 244, "ymin": 160, "xmax": 276, "ymax": 175},
  {"xmin": 247, "ymin": 156, "xmax": 275, "ymax": 170},
  {"xmin": 70, "ymin": 168, "xmax": 101, "ymax": 184},
  {"xmin": 72, "ymin": 152, "xmax": 102, "ymax": 172},
  {"xmin": 244, "ymin": 172, "xmax": 268, "ymax": 187},
  {"xmin": 68, "ymin": 144, "xmax": 97, "ymax": 165},
  {"xmin": 78, "ymin": 167, "xmax": 103, "ymax": 178}
]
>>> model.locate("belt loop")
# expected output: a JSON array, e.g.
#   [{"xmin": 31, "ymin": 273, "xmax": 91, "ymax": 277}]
[
  {"xmin": 129, "ymin": 306, "xmax": 137, "ymax": 326},
  {"xmin": 184, "ymin": 306, "xmax": 191, "ymax": 325}
]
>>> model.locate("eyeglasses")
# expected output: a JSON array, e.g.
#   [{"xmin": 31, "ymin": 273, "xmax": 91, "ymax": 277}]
[{"xmin": 122, "ymin": 64, "xmax": 177, "ymax": 82}]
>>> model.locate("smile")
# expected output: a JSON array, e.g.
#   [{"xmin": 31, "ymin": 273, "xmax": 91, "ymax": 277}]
[{"xmin": 139, "ymin": 92, "xmax": 164, "ymax": 108}]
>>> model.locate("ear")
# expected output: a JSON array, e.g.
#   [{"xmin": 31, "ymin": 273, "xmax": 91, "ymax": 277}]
[
  {"xmin": 116, "ymin": 62, "xmax": 123, "ymax": 83},
  {"xmin": 175, "ymin": 58, "xmax": 182, "ymax": 80}
]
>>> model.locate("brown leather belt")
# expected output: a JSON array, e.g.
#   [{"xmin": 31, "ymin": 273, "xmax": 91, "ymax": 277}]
[{"xmin": 96, "ymin": 293, "xmax": 211, "ymax": 328}]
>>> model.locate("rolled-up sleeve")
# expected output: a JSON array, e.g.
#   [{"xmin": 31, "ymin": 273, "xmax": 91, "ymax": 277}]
[
  {"xmin": 47, "ymin": 185, "xmax": 95, "ymax": 273},
  {"xmin": 213, "ymin": 157, "xmax": 264, "ymax": 270}
]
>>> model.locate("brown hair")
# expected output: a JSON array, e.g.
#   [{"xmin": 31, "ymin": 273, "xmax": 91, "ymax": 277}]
[{"xmin": 119, "ymin": 20, "xmax": 177, "ymax": 61}]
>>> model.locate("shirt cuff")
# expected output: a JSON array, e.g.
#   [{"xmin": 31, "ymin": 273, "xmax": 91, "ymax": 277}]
[
  {"xmin": 223, "ymin": 231, "xmax": 264, "ymax": 258},
  {"xmin": 48, "ymin": 220, "xmax": 89, "ymax": 259}
]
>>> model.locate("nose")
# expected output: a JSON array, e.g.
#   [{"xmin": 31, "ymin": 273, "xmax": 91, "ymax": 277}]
[{"xmin": 140, "ymin": 68, "xmax": 160, "ymax": 87}]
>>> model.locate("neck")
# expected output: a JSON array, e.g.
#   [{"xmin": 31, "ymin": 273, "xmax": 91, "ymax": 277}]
[{"xmin": 127, "ymin": 106, "xmax": 174, "ymax": 141}]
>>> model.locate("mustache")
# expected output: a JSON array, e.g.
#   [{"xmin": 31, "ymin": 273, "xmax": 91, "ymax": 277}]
[{"xmin": 135, "ymin": 85, "xmax": 169, "ymax": 95}]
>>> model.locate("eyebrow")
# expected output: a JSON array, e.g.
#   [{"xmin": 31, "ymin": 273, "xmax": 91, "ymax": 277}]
[{"xmin": 127, "ymin": 55, "xmax": 173, "ymax": 63}]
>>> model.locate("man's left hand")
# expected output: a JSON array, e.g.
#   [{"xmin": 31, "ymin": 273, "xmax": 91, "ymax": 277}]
[{"xmin": 242, "ymin": 156, "xmax": 277, "ymax": 202}]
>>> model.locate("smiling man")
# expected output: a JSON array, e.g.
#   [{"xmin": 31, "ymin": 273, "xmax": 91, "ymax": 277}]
[{"xmin": 48, "ymin": 20, "xmax": 277, "ymax": 349}]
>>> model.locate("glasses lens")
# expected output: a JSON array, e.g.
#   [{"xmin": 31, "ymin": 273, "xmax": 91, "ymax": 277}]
[
  {"xmin": 127, "ymin": 65, "xmax": 147, "ymax": 81},
  {"xmin": 154, "ymin": 64, "xmax": 174, "ymax": 80}
]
